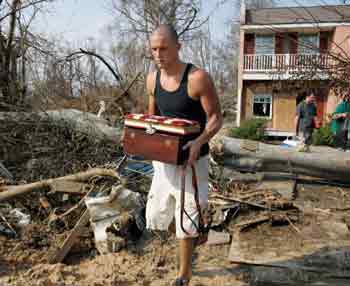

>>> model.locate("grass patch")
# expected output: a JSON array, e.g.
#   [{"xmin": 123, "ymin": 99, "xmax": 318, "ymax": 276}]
[
  {"xmin": 230, "ymin": 118, "xmax": 267, "ymax": 141},
  {"xmin": 312, "ymin": 124, "xmax": 334, "ymax": 146}
]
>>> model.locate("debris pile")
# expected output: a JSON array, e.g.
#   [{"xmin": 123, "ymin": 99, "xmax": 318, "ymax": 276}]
[
  {"xmin": 1, "ymin": 123, "xmax": 350, "ymax": 285},
  {"xmin": 0, "ymin": 110, "xmax": 122, "ymax": 181},
  {"xmin": 0, "ymin": 159, "xmax": 150, "ymax": 267}
]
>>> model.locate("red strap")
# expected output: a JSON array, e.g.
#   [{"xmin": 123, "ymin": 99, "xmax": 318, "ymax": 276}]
[{"xmin": 180, "ymin": 164, "xmax": 204, "ymax": 236}]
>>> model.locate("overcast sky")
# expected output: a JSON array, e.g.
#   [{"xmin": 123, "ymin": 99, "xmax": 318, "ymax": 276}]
[{"xmin": 32, "ymin": 0, "xmax": 347, "ymax": 44}]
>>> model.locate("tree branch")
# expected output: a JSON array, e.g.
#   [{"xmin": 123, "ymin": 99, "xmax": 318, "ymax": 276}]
[
  {"xmin": 0, "ymin": 0, "xmax": 50, "ymax": 23},
  {"xmin": 178, "ymin": 7, "xmax": 198, "ymax": 37}
]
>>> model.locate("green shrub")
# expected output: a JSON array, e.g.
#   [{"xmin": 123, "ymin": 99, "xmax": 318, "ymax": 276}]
[
  {"xmin": 230, "ymin": 118, "xmax": 267, "ymax": 141},
  {"xmin": 312, "ymin": 124, "xmax": 334, "ymax": 146}
]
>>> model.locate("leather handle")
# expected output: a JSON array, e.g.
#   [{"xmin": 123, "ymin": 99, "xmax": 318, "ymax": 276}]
[{"xmin": 180, "ymin": 164, "xmax": 204, "ymax": 236}]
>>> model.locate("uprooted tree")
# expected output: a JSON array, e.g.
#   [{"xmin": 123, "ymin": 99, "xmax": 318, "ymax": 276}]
[{"xmin": 220, "ymin": 137, "xmax": 350, "ymax": 183}]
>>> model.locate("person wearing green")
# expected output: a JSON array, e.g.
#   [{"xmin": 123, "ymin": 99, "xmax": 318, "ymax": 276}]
[{"xmin": 331, "ymin": 94, "xmax": 350, "ymax": 151}]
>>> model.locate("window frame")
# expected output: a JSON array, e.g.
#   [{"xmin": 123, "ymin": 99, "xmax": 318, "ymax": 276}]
[
  {"xmin": 255, "ymin": 34, "xmax": 275, "ymax": 55},
  {"xmin": 252, "ymin": 94, "xmax": 273, "ymax": 119},
  {"xmin": 298, "ymin": 33, "xmax": 320, "ymax": 54}
]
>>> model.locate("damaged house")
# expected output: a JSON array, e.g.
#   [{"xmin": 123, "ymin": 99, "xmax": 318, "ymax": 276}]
[{"xmin": 236, "ymin": 3, "xmax": 350, "ymax": 136}]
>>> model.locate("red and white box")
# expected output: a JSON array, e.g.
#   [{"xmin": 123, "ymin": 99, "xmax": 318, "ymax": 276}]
[{"xmin": 123, "ymin": 114, "xmax": 201, "ymax": 164}]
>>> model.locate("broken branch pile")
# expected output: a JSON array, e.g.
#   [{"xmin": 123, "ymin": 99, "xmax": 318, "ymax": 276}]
[{"xmin": 0, "ymin": 109, "xmax": 123, "ymax": 181}]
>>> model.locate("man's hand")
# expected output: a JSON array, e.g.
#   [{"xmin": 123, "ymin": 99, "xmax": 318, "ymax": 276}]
[
  {"xmin": 342, "ymin": 112, "xmax": 349, "ymax": 118},
  {"xmin": 333, "ymin": 113, "xmax": 348, "ymax": 120},
  {"xmin": 120, "ymin": 128, "xmax": 125, "ymax": 146},
  {"xmin": 183, "ymin": 139, "xmax": 202, "ymax": 166}
]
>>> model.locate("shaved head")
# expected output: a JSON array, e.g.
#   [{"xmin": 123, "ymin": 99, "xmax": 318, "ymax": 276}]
[
  {"xmin": 150, "ymin": 24, "xmax": 181, "ymax": 69},
  {"xmin": 151, "ymin": 24, "xmax": 179, "ymax": 43}
]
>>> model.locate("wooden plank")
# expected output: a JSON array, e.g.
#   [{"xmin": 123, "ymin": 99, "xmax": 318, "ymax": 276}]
[
  {"xmin": 50, "ymin": 181, "xmax": 87, "ymax": 195},
  {"xmin": 206, "ymin": 230, "xmax": 231, "ymax": 246},
  {"xmin": 255, "ymin": 179, "xmax": 295, "ymax": 200},
  {"xmin": 210, "ymin": 194, "xmax": 271, "ymax": 210},
  {"xmin": 234, "ymin": 215, "xmax": 270, "ymax": 230},
  {"xmin": 48, "ymin": 209, "xmax": 90, "ymax": 264}
]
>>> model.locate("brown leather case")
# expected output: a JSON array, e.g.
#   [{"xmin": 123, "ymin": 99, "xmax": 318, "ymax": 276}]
[{"xmin": 123, "ymin": 127, "xmax": 197, "ymax": 165}]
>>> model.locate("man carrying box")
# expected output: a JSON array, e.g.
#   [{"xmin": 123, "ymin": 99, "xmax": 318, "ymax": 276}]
[{"xmin": 145, "ymin": 24, "xmax": 222, "ymax": 286}]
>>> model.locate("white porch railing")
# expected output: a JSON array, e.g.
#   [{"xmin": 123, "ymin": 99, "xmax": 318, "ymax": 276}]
[{"xmin": 243, "ymin": 53, "xmax": 333, "ymax": 72}]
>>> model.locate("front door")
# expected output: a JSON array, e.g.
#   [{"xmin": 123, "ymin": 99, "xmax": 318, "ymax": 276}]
[
  {"xmin": 273, "ymin": 93, "xmax": 296, "ymax": 132},
  {"xmin": 315, "ymin": 89, "xmax": 327, "ymax": 125}
]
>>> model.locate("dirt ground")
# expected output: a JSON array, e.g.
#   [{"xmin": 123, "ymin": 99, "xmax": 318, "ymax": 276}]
[
  {"xmin": 1, "ymin": 180, "xmax": 350, "ymax": 286},
  {"xmin": 0, "ymin": 230, "xmax": 244, "ymax": 286}
]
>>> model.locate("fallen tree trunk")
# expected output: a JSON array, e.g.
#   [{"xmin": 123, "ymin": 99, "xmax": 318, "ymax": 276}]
[
  {"xmin": 221, "ymin": 137, "xmax": 350, "ymax": 183},
  {"xmin": 0, "ymin": 109, "xmax": 122, "ymax": 143},
  {"xmin": 0, "ymin": 168, "xmax": 120, "ymax": 202}
]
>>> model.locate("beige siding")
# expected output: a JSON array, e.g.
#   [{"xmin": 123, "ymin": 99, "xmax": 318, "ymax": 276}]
[{"xmin": 331, "ymin": 26, "xmax": 350, "ymax": 58}]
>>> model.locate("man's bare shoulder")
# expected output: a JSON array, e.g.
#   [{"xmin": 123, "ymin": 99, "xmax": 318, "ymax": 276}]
[
  {"xmin": 188, "ymin": 66, "xmax": 214, "ymax": 98},
  {"xmin": 188, "ymin": 66, "xmax": 210, "ymax": 83}
]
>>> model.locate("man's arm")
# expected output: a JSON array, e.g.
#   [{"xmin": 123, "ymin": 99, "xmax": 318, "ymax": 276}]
[
  {"xmin": 146, "ymin": 72, "xmax": 157, "ymax": 115},
  {"xmin": 295, "ymin": 115, "xmax": 300, "ymax": 136},
  {"xmin": 312, "ymin": 104, "xmax": 319, "ymax": 128},
  {"xmin": 295, "ymin": 103, "xmax": 301, "ymax": 136},
  {"xmin": 185, "ymin": 69, "xmax": 223, "ymax": 165},
  {"xmin": 332, "ymin": 103, "xmax": 348, "ymax": 120}
]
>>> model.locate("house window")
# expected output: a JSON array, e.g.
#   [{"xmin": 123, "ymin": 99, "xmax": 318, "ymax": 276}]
[
  {"xmin": 253, "ymin": 94, "xmax": 272, "ymax": 118},
  {"xmin": 283, "ymin": 35, "xmax": 291, "ymax": 54},
  {"xmin": 255, "ymin": 34, "xmax": 275, "ymax": 55},
  {"xmin": 298, "ymin": 33, "xmax": 319, "ymax": 54}
]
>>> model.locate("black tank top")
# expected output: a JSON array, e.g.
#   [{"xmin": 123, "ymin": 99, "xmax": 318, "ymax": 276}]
[{"xmin": 155, "ymin": 63, "xmax": 209, "ymax": 156}]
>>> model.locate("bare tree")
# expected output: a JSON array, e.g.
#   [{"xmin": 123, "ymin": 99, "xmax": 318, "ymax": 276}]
[
  {"xmin": 0, "ymin": 0, "xmax": 54, "ymax": 109},
  {"xmin": 110, "ymin": 0, "xmax": 204, "ymax": 41}
]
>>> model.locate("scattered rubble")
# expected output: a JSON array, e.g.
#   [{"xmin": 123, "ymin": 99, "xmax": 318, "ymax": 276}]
[{"xmin": 1, "ymin": 117, "xmax": 350, "ymax": 285}]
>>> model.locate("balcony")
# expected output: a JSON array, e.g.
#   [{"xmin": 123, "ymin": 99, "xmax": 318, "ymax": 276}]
[{"xmin": 243, "ymin": 53, "xmax": 333, "ymax": 80}]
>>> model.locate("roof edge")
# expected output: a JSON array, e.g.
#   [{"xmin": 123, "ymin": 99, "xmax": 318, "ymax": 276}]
[{"xmin": 246, "ymin": 4, "xmax": 350, "ymax": 12}]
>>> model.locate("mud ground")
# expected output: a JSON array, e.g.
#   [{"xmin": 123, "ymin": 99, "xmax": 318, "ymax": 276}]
[{"xmin": 1, "ymin": 181, "xmax": 350, "ymax": 286}]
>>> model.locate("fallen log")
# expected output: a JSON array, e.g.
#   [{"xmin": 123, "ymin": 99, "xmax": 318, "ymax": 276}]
[
  {"xmin": 0, "ymin": 168, "xmax": 120, "ymax": 202},
  {"xmin": 221, "ymin": 137, "xmax": 350, "ymax": 183},
  {"xmin": 0, "ymin": 109, "xmax": 122, "ymax": 143}
]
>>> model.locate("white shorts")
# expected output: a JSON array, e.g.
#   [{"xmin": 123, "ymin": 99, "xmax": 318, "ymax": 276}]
[{"xmin": 146, "ymin": 155, "xmax": 209, "ymax": 239}]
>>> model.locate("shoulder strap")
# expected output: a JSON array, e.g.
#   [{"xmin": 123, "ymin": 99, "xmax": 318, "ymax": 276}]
[
  {"xmin": 154, "ymin": 69, "xmax": 161, "ymax": 95},
  {"xmin": 181, "ymin": 63, "xmax": 193, "ymax": 84}
]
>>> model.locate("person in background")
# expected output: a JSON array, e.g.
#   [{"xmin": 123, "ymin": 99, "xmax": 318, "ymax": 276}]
[
  {"xmin": 331, "ymin": 93, "xmax": 350, "ymax": 151},
  {"xmin": 295, "ymin": 92, "xmax": 318, "ymax": 152}
]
